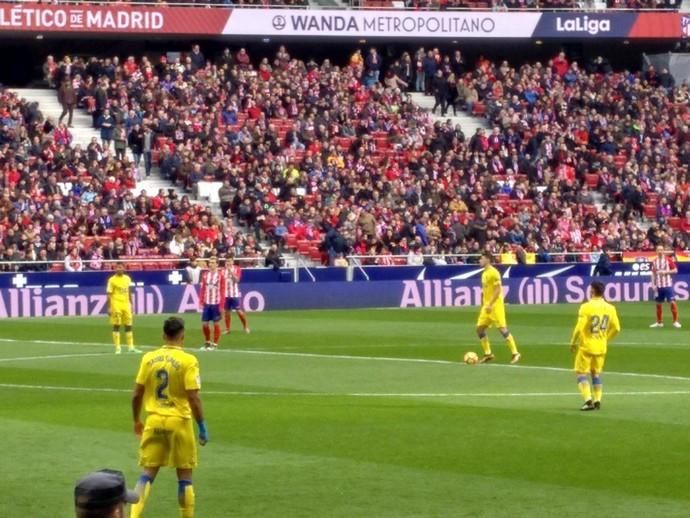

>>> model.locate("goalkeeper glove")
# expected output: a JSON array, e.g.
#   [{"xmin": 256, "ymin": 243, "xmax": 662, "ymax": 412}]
[{"xmin": 197, "ymin": 420, "xmax": 209, "ymax": 445}]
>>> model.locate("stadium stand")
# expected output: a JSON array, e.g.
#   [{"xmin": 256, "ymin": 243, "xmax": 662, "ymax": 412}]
[{"xmin": 1, "ymin": 43, "xmax": 688, "ymax": 271}]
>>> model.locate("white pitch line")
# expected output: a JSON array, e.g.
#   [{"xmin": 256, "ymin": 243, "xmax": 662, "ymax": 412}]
[
  {"xmin": 0, "ymin": 383, "xmax": 689, "ymax": 398},
  {"xmin": 0, "ymin": 353, "xmax": 109, "ymax": 363},
  {"xmin": 1, "ymin": 337, "xmax": 690, "ymax": 383}
]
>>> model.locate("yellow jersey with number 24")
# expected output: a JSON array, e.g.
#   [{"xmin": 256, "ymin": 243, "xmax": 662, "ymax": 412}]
[{"xmin": 571, "ymin": 297, "xmax": 621, "ymax": 355}]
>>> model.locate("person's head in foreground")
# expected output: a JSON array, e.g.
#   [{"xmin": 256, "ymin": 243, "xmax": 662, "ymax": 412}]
[
  {"xmin": 164, "ymin": 316, "xmax": 186, "ymax": 346},
  {"xmin": 590, "ymin": 281, "xmax": 605, "ymax": 299},
  {"xmin": 74, "ymin": 469, "xmax": 138, "ymax": 518}
]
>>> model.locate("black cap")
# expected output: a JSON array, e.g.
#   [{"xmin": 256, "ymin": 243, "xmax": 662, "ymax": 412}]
[{"xmin": 74, "ymin": 470, "xmax": 139, "ymax": 510}]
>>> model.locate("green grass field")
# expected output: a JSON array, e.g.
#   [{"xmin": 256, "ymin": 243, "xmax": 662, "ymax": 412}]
[{"xmin": 1, "ymin": 303, "xmax": 690, "ymax": 517}]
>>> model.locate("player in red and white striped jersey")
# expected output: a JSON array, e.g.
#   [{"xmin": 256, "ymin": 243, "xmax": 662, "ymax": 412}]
[
  {"xmin": 650, "ymin": 245, "xmax": 681, "ymax": 328},
  {"xmin": 223, "ymin": 257, "xmax": 250, "ymax": 335},
  {"xmin": 199, "ymin": 257, "xmax": 227, "ymax": 349}
]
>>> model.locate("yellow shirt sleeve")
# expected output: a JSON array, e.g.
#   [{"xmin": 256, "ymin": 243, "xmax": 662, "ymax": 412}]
[
  {"xmin": 135, "ymin": 355, "xmax": 148, "ymax": 386},
  {"xmin": 106, "ymin": 277, "xmax": 114, "ymax": 296},
  {"xmin": 607, "ymin": 305, "xmax": 621, "ymax": 341},
  {"xmin": 184, "ymin": 357, "xmax": 201, "ymax": 391},
  {"xmin": 571, "ymin": 305, "xmax": 587, "ymax": 346}
]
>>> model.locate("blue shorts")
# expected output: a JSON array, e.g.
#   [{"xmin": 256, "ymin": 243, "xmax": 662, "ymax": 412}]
[
  {"xmin": 655, "ymin": 287, "xmax": 676, "ymax": 303},
  {"xmin": 224, "ymin": 297, "xmax": 241, "ymax": 311},
  {"xmin": 201, "ymin": 304, "xmax": 221, "ymax": 322}
]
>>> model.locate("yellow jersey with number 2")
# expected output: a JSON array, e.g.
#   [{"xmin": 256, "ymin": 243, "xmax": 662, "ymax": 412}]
[
  {"xmin": 571, "ymin": 297, "xmax": 621, "ymax": 355},
  {"xmin": 135, "ymin": 345, "xmax": 201, "ymax": 420}
]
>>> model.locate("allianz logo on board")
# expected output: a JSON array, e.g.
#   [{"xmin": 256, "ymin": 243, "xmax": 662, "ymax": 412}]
[{"xmin": 555, "ymin": 16, "xmax": 611, "ymax": 35}]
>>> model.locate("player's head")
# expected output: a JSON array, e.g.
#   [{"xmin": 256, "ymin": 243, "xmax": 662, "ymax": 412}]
[
  {"xmin": 226, "ymin": 256, "xmax": 234, "ymax": 267},
  {"xmin": 115, "ymin": 263, "xmax": 125, "ymax": 276},
  {"xmin": 74, "ymin": 469, "xmax": 137, "ymax": 518},
  {"xmin": 479, "ymin": 251, "xmax": 494, "ymax": 268},
  {"xmin": 208, "ymin": 256, "xmax": 218, "ymax": 271},
  {"xmin": 590, "ymin": 281, "xmax": 605, "ymax": 299},
  {"xmin": 656, "ymin": 245, "xmax": 665, "ymax": 258},
  {"xmin": 163, "ymin": 316, "xmax": 185, "ymax": 345}
]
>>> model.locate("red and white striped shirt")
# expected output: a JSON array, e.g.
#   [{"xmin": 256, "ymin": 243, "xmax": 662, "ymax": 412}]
[
  {"xmin": 225, "ymin": 266, "xmax": 242, "ymax": 298},
  {"xmin": 199, "ymin": 269, "xmax": 226, "ymax": 305},
  {"xmin": 652, "ymin": 256, "xmax": 676, "ymax": 288}
]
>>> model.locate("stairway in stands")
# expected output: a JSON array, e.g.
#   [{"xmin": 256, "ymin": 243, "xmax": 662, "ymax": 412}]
[
  {"xmin": 410, "ymin": 92, "xmax": 490, "ymax": 136},
  {"xmin": 14, "ymin": 88, "xmax": 186, "ymax": 200}
]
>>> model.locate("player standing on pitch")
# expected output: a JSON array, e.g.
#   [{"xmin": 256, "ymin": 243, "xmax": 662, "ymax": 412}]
[
  {"xmin": 649, "ymin": 245, "xmax": 681, "ymax": 328},
  {"xmin": 223, "ymin": 257, "xmax": 250, "ymax": 335},
  {"xmin": 199, "ymin": 257, "xmax": 225, "ymax": 350},
  {"xmin": 476, "ymin": 251, "xmax": 521, "ymax": 364},
  {"xmin": 130, "ymin": 316, "xmax": 207, "ymax": 518},
  {"xmin": 570, "ymin": 281, "xmax": 621, "ymax": 411},
  {"xmin": 107, "ymin": 262, "xmax": 141, "ymax": 354}
]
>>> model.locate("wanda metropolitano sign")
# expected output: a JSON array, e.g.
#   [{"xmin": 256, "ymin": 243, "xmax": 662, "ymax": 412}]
[{"xmin": 0, "ymin": 4, "xmax": 685, "ymax": 39}]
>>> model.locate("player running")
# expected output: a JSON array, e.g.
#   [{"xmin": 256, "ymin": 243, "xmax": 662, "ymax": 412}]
[
  {"xmin": 130, "ymin": 316, "xmax": 208, "ymax": 518},
  {"xmin": 223, "ymin": 257, "xmax": 250, "ymax": 335},
  {"xmin": 476, "ymin": 251, "xmax": 521, "ymax": 364},
  {"xmin": 570, "ymin": 281, "xmax": 621, "ymax": 411},
  {"xmin": 107, "ymin": 262, "xmax": 141, "ymax": 354},
  {"xmin": 199, "ymin": 257, "xmax": 225, "ymax": 350},
  {"xmin": 650, "ymin": 245, "xmax": 681, "ymax": 328}
]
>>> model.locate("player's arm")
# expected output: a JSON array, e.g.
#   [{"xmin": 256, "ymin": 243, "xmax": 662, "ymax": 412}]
[
  {"xmin": 570, "ymin": 306, "xmax": 587, "ymax": 352},
  {"xmin": 607, "ymin": 307, "xmax": 621, "ymax": 342},
  {"xmin": 106, "ymin": 278, "xmax": 114, "ymax": 315},
  {"xmin": 650, "ymin": 264, "xmax": 657, "ymax": 291},
  {"xmin": 185, "ymin": 360, "xmax": 208, "ymax": 445},
  {"xmin": 187, "ymin": 389, "xmax": 208, "ymax": 445},
  {"xmin": 198, "ymin": 274, "xmax": 206, "ymax": 310},
  {"xmin": 132, "ymin": 383, "xmax": 145, "ymax": 437}
]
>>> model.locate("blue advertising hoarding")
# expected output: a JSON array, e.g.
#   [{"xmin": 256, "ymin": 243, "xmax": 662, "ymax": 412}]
[{"xmin": 0, "ymin": 274, "xmax": 684, "ymax": 318}]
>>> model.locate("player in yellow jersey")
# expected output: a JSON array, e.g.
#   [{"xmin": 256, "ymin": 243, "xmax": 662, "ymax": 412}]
[
  {"xmin": 130, "ymin": 317, "xmax": 208, "ymax": 518},
  {"xmin": 570, "ymin": 281, "xmax": 621, "ymax": 411},
  {"xmin": 476, "ymin": 251, "xmax": 521, "ymax": 364},
  {"xmin": 106, "ymin": 263, "xmax": 141, "ymax": 354}
]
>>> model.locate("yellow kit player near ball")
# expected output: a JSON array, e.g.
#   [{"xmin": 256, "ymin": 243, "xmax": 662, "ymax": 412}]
[
  {"xmin": 107, "ymin": 263, "xmax": 141, "ymax": 354},
  {"xmin": 476, "ymin": 251, "xmax": 521, "ymax": 364},
  {"xmin": 570, "ymin": 281, "xmax": 621, "ymax": 411}
]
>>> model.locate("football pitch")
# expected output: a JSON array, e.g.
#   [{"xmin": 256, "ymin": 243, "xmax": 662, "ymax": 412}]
[{"xmin": 1, "ymin": 303, "xmax": 690, "ymax": 518}]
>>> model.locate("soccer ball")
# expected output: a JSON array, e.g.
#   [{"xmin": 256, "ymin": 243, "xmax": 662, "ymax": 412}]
[{"xmin": 464, "ymin": 351, "xmax": 479, "ymax": 365}]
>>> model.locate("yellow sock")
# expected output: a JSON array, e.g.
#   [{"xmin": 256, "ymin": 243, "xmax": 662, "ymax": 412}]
[
  {"xmin": 479, "ymin": 336, "xmax": 491, "ymax": 355},
  {"xmin": 126, "ymin": 331, "xmax": 134, "ymax": 350},
  {"xmin": 130, "ymin": 477, "xmax": 152, "ymax": 518},
  {"xmin": 592, "ymin": 375, "xmax": 603, "ymax": 402},
  {"xmin": 178, "ymin": 481, "xmax": 195, "ymax": 518},
  {"xmin": 112, "ymin": 332, "xmax": 121, "ymax": 351},
  {"xmin": 577, "ymin": 376, "xmax": 592, "ymax": 402},
  {"xmin": 505, "ymin": 335, "xmax": 518, "ymax": 355}
]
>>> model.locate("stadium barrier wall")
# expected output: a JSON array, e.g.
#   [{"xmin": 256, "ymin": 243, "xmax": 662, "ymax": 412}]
[
  {"xmin": 0, "ymin": 260, "xmax": 675, "ymax": 289},
  {"xmin": 0, "ymin": 4, "xmax": 684, "ymax": 39},
  {"xmin": 1, "ymin": 274, "xmax": 687, "ymax": 318}
]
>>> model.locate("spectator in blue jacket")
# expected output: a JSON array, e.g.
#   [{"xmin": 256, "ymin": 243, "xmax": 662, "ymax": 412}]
[
  {"xmin": 97, "ymin": 109, "xmax": 114, "ymax": 149},
  {"xmin": 422, "ymin": 50, "xmax": 437, "ymax": 95},
  {"xmin": 365, "ymin": 47, "xmax": 382, "ymax": 83}
]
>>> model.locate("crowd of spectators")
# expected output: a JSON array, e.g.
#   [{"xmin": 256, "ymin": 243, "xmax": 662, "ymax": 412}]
[{"xmin": 2, "ymin": 42, "xmax": 690, "ymax": 271}]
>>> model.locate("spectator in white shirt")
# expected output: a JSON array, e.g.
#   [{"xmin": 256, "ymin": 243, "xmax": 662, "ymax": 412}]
[
  {"xmin": 185, "ymin": 257, "xmax": 202, "ymax": 284},
  {"xmin": 65, "ymin": 248, "xmax": 83, "ymax": 272},
  {"xmin": 407, "ymin": 246, "xmax": 424, "ymax": 266}
]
